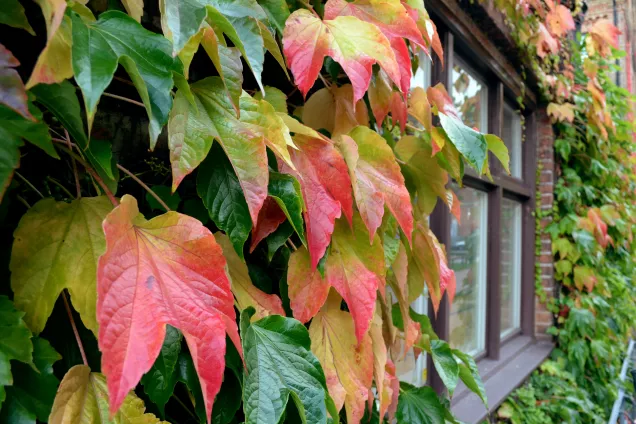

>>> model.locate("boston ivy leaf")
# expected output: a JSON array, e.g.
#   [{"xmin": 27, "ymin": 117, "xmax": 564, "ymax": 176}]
[
  {"xmin": 197, "ymin": 143, "xmax": 253, "ymax": 258},
  {"xmin": 309, "ymin": 291, "xmax": 374, "ymax": 424},
  {"xmin": 408, "ymin": 87, "xmax": 432, "ymax": 131},
  {"xmin": 169, "ymin": 77, "xmax": 268, "ymax": 226},
  {"xmin": 10, "ymin": 196, "xmax": 113, "ymax": 335},
  {"xmin": 243, "ymin": 315, "xmax": 333, "ymax": 424},
  {"xmin": 0, "ymin": 296, "xmax": 33, "ymax": 410},
  {"xmin": 256, "ymin": 0, "xmax": 289, "ymax": 35},
  {"xmin": 438, "ymin": 113, "xmax": 488, "ymax": 173},
  {"xmin": 485, "ymin": 134, "xmax": 510, "ymax": 175},
  {"xmin": 1, "ymin": 337, "xmax": 60, "ymax": 422},
  {"xmin": 0, "ymin": 101, "xmax": 58, "ymax": 159},
  {"xmin": 280, "ymin": 133, "xmax": 353, "ymax": 269},
  {"xmin": 388, "ymin": 242, "xmax": 420, "ymax": 353},
  {"xmin": 282, "ymin": 9, "xmax": 401, "ymax": 103},
  {"xmin": 0, "ymin": 121, "xmax": 22, "ymax": 203},
  {"xmin": 97, "ymin": 195, "xmax": 242, "ymax": 419},
  {"xmin": 227, "ymin": 16, "xmax": 265, "ymax": 93},
  {"xmin": 175, "ymin": 350, "xmax": 207, "ymax": 423},
  {"xmin": 141, "ymin": 325, "xmax": 182, "ymax": 417},
  {"xmin": 212, "ymin": 369, "xmax": 242, "ymax": 424},
  {"xmin": 215, "ymin": 232, "xmax": 285, "ymax": 320},
  {"xmin": 429, "ymin": 339, "xmax": 459, "ymax": 396},
  {"xmin": 49, "ymin": 365, "xmax": 164, "ymax": 424},
  {"xmin": 199, "ymin": 26, "xmax": 243, "ymax": 113},
  {"xmin": 254, "ymin": 86, "xmax": 287, "ymax": 114},
  {"xmin": 339, "ymin": 126, "xmax": 413, "ymax": 242},
  {"xmin": 0, "ymin": 0, "xmax": 35, "ymax": 35},
  {"xmin": 302, "ymin": 85, "xmax": 369, "ymax": 137},
  {"xmin": 71, "ymin": 11, "xmax": 184, "ymax": 147},
  {"xmin": 453, "ymin": 349, "xmax": 487, "ymax": 408},
  {"xmin": 266, "ymin": 221, "xmax": 294, "ymax": 261},
  {"xmin": 0, "ymin": 45, "xmax": 32, "ymax": 120},
  {"xmin": 257, "ymin": 21, "xmax": 289, "ymax": 78},
  {"xmin": 268, "ymin": 172, "xmax": 305, "ymax": 243},
  {"xmin": 250, "ymin": 197, "xmax": 287, "ymax": 252},
  {"xmin": 287, "ymin": 214, "xmax": 385, "ymax": 342},
  {"xmin": 146, "ymin": 185, "xmax": 181, "ymax": 211},
  {"xmin": 396, "ymin": 383, "xmax": 445, "ymax": 424},
  {"xmin": 121, "ymin": 0, "xmax": 144, "ymax": 22}
]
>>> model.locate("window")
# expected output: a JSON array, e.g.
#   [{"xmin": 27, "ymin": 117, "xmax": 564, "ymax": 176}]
[
  {"xmin": 449, "ymin": 186, "xmax": 488, "ymax": 356},
  {"xmin": 500, "ymin": 198, "xmax": 522, "ymax": 338},
  {"xmin": 411, "ymin": 53, "xmax": 432, "ymax": 90},
  {"xmin": 503, "ymin": 103, "xmax": 523, "ymax": 178},
  {"xmin": 451, "ymin": 59, "xmax": 488, "ymax": 132}
]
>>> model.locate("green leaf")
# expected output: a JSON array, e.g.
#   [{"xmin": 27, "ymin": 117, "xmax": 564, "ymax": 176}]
[
  {"xmin": 0, "ymin": 296, "xmax": 33, "ymax": 410},
  {"xmin": 10, "ymin": 196, "xmax": 113, "ymax": 335},
  {"xmin": 257, "ymin": 0, "xmax": 289, "ymax": 35},
  {"xmin": 0, "ymin": 102, "xmax": 57, "ymax": 159},
  {"xmin": 254, "ymin": 86, "xmax": 287, "ymax": 114},
  {"xmin": 485, "ymin": 134, "xmax": 510, "ymax": 174},
  {"xmin": 182, "ymin": 198, "xmax": 210, "ymax": 224},
  {"xmin": 242, "ymin": 315, "xmax": 332, "ymax": 424},
  {"xmin": 141, "ymin": 325, "xmax": 182, "ymax": 416},
  {"xmin": 146, "ymin": 185, "xmax": 182, "ymax": 211},
  {"xmin": 197, "ymin": 142, "xmax": 253, "ymax": 258},
  {"xmin": 0, "ymin": 0, "xmax": 34, "ymax": 35},
  {"xmin": 396, "ymin": 383, "xmax": 445, "ymax": 424},
  {"xmin": 430, "ymin": 340, "xmax": 459, "ymax": 396},
  {"xmin": 438, "ymin": 113, "xmax": 487, "ymax": 173},
  {"xmin": 266, "ymin": 221, "xmax": 294, "ymax": 261},
  {"xmin": 268, "ymin": 172, "xmax": 305, "ymax": 244},
  {"xmin": 0, "ymin": 124, "xmax": 23, "ymax": 204},
  {"xmin": 213, "ymin": 370, "xmax": 242, "ymax": 424},
  {"xmin": 1, "ymin": 337, "xmax": 61, "ymax": 422},
  {"xmin": 257, "ymin": 21, "xmax": 289, "ymax": 78},
  {"xmin": 30, "ymin": 81, "xmax": 117, "ymax": 181},
  {"xmin": 453, "ymin": 349, "xmax": 487, "ymax": 409},
  {"xmin": 70, "ymin": 11, "xmax": 183, "ymax": 148},
  {"xmin": 175, "ymin": 350, "xmax": 207, "ymax": 423}
]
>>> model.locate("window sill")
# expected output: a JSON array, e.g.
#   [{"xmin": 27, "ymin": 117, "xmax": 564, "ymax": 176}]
[{"xmin": 451, "ymin": 336, "xmax": 554, "ymax": 423}]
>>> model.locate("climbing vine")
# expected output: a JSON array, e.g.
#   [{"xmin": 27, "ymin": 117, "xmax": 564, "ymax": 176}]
[
  {"xmin": 493, "ymin": 1, "xmax": 636, "ymax": 422},
  {"xmin": 0, "ymin": 0, "xmax": 513, "ymax": 423}
]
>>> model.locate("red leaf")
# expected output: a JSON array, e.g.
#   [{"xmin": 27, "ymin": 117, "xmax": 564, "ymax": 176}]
[
  {"xmin": 283, "ymin": 9, "xmax": 401, "ymax": 104},
  {"xmin": 0, "ymin": 44, "xmax": 33, "ymax": 120},
  {"xmin": 287, "ymin": 246, "xmax": 331, "ymax": 323},
  {"xmin": 427, "ymin": 83, "xmax": 460, "ymax": 119},
  {"xmin": 249, "ymin": 197, "xmax": 287, "ymax": 253},
  {"xmin": 97, "ymin": 195, "xmax": 241, "ymax": 422},
  {"xmin": 281, "ymin": 134, "xmax": 353, "ymax": 269},
  {"xmin": 390, "ymin": 91, "xmax": 408, "ymax": 133},
  {"xmin": 391, "ymin": 37, "xmax": 412, "ymax": 95}
]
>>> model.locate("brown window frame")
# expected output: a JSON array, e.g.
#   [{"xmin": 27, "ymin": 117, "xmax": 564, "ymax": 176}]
[{"xmin": 416, "ymin": 6, "xmax": 551, "ymax": 419}]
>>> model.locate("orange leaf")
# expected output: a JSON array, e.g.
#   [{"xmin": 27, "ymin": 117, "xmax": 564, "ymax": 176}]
[
  {"xmin": 309, "ymin": 290, "xmax": 374, "ymax": 424},
  {"xmin": 408, "ymin": 87, "xmax": 432, "ymax": 132},
  {"xmin": 427, "ymin": 83, "xmax": 460, "ymax": 119},
  {"xmin": 302, "ymin": 85, "xmax": 369, "ymax": 137},
  {"xmin": 0, "ymin": 44, "xmax": 32, "ymax": 120},
  {"xmin": 97, "ymin": 195, "xmax": 241, "ymax": 421},
  {"xmin": 546, "ymin": 4, "xmax": 575, "ymax": 37},
  {"xmin": 587, "ymin": 19, "xmax": 621, "ymax": 57}
]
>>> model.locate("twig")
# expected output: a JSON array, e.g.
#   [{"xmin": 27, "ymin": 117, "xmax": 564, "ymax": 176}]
[
  {"xmin": 298, "ymin": 0, "xmax": 320, "ymax": 17},
  {"xmin": 62, "ymin": 290, "xmax": 88, "ymax": 367},
  {"xmin": 113, "ymin": 76, "xmax": 135, "ymax": 87},
  {"xmin": 103, "ymin": 92, "xmax": 145, "ymax": 108},
  {"xmin": 318, "ymin": 73, "xmax": 331, "ymax": 88},
  {"xmin": 65, "ymin": 129, "xmax": 82, "ymax": 198},
  {"xmin": 56, "ymin": 145, "xmax": 118, "ymax": 207},
  {"xmin": 15, "ymin": 172, "xmax": 44, "ymax": 199},
  {"xmin": 15, "ymin": 195, "xmax": 30, "ymax": 209},
  {"xmin": 46, "ymin": 177, "xmax": 74, "ymax": 198},
  {"xmin": 117, "ymin": 164, "xmax": 171, "ymax": 212},
  {"xmin": 172, "ymin": 394, "xmax": 196, "ymax": 419},
  {"xmin": 286, "ymin": 239, "xmax": 297, "ymax": 251}
]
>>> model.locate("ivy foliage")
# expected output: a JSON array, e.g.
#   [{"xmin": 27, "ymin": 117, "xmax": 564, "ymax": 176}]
[{"xmin": 0, "ymin": 0, "xmax": 513, "ymax": 423}]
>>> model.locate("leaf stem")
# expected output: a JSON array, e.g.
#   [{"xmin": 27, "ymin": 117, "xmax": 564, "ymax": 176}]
[
  {"xmin": 55, "ymin": 145, "xmax": 119, "ymax": 207},
  {"xmin": 62, "ymin": 290, "xmax": 88, "ymax": 367},
  {"xmin": 46, "ymin": 177, "xmax": 74, "ymax": 198},
  {"xmin": 172, "ymin": 394, "xmax": 196, "ymax": 419},
  {"xmin": 318, "ymin": 73, "xmax": 331, "ymax": 88},
  {"xmin": 15, "ymin": 195, "xmax": 30, "ymax": 208},
  {"xmin": 65, "ymin": 129, "xmax": 82, "ymax": 198},
  {"xmin": 15, "ymin": 172, "xmax": 44, "ymax": 199},
  {"xmin": 116, "ymin": 164, "xmax": 171, "ymax": 212},
  {"xmin": 103, "ymin": 92, "xmax": 145, "ymax": 108},
  {"xmin": 298, "ymin": 0, "xmax": 320, "ymax": 18},
  {"xmin": 286, "ymin": 239, "xmax": 297, "ymax": 251}
]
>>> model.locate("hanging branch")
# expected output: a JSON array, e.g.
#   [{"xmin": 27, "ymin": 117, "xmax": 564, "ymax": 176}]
[
  {"xmin": 117, "ymin": 164, "xmax": 171, "ymax": 212},
  {"xmin": 15, "ymin": 172, "xmax": 44, "ymax": 199},
  {"xmin": 102, "ymin": 92, "xmax": 145, "ymax": 108},
  {"xmin": 62, "ymin": 290, "xmax": 88, "ymax": 367}
]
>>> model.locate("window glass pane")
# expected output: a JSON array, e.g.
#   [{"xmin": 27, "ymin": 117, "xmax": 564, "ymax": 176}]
[
  {"xmin": 500, "ymin": 198, "xmax": 522, "ymax": 338},
  {"xmin": 395, "ymin": 294, "xmax": 428, "ymax": 385},
  {"xmin": 451, "ymin": 60, "xmax": 488, "ymax": 132},
  {"xmin": 449, "ymin": 186, "xmax": 488, "ymax": 356},
  {"xmin": 411, "ymin": 54, "xmax": 431, "ymax": 90},
  {"xmin": 503, "ymin": 103, "xmax": 523, "ymax": 178}
]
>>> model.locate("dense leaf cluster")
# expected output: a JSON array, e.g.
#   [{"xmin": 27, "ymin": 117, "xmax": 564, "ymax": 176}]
[{"xmin": 0, "ymin": 1, "xmax": 512, "ymax": 423}]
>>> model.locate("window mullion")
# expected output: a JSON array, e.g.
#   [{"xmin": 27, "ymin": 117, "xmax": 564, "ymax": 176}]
[{"xmin": 486, "ymin": 186, "xmax": 503, "ymax": 360}]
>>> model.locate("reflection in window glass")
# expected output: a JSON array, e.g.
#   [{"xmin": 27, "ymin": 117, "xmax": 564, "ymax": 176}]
[
  {"xmin": 451, "ymin": 60, "xmax": 488, "ymax": 131},
  {"xmin": 501, "ymin": 198, "xmax": 522, "ymax": 338},
  {"xmin": 395, "ymin": 293, "xmax": 428, "ymax": 385},
  {"xmin": 503, "ymin": 103, "xmax": 523, "ymax": 178},
  {"xmin": 449, "ymin": 186, "xmax": 488, "ymax": 356},
  {"xmin": 411, "ymin": 54, "xmax": 431, "ymax": 90}
]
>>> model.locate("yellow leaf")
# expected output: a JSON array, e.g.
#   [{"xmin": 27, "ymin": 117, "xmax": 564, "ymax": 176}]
[
  {"xmin": 49, "ymin": 365, "xmax": 166, "ymax": 424},
  {"xmin": 122, "ymin": 0, "xmax": 144, "ymax": 22},
  {"xmin": 26, "ymin": 15, "xmax": 73, "ymax": 89}
]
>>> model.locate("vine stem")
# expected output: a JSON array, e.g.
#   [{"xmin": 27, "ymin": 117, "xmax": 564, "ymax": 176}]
[
  {"xmin": 55, "ymin": 145, "xmax": 119, "ymax": 207},
  {"xmin": 116, "ymin": 164, "xmax": 171, "ymax": 212},
  {"xmin": 65, "ymin": 129, "xmax": 81, "ymax": 198},
  {"xmin": 318, "ymin": 73, "xmax": 331, "ymax": 88},
  {"xmin": 15, "ymin": 172, "xmax": 44, "ymax": 199},
  {"xmin": 298, "ymin": 0, "xmax": 320, "ymax": 17},
  {"xmin": 62, "ymin": 290, "xmax": 88, "ymax": 367},
  {"xmin": 46, "ymin": 177, "xmax": 74, "ymax": 198},
  {"xmin": 103, "ymin": 92, "xmax": 145, "ymax": 108},
  {"xmin": 286, "ymin": 239, "xmax": 297, "ymax": 251}
]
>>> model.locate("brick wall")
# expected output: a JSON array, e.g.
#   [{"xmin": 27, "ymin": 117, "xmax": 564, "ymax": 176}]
[{"xmin": 535, "ymin": 107, "xmax": 556, "ymax": 338}]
